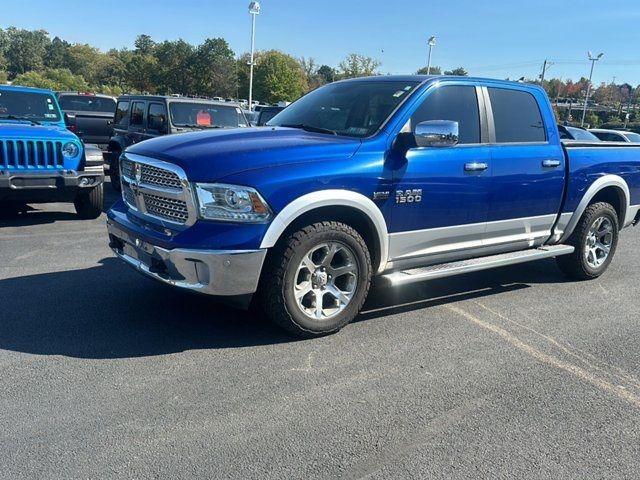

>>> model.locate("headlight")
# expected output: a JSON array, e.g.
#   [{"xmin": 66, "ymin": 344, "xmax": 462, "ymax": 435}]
[
  {"xmin": 194, "ymin": 183, "xmax": 272, "ymax": 222},
  {"xmin": 62, "ymin": 142, "xmax": 80, "ymax": 158}
]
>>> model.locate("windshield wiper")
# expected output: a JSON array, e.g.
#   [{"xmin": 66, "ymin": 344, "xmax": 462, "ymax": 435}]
[
  {"xmin": 280, "ymin": 123, "xmax": 338, "ymax": 135},
  {"xmin": 0, "ymin": 115, "xmax": 41, "ymax": 125}
]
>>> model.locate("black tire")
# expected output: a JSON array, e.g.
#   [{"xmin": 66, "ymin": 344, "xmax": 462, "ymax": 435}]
[
  {"xmin": 556, "ymin": 202, "xmax": 619, "ymax": 280},
  {"xmin": 259, "ymin": 221, "xmax": 372, "ymax": 338},
  {"xmin": 109, "ymin": 148, "xmax": 122, "ymax": 191},
  {"xmin": 74, "ymin": 183, "xmax": 104, "ymax": 219}
]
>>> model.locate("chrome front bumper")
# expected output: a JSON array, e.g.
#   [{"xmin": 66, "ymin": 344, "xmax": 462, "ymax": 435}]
[{"xmin": 107, "ymin": 219, "xmax": 267, "ymax": 297}]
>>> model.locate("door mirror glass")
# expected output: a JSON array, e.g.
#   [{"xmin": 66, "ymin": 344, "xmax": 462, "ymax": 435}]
[{"xmin": 414, "ymin": 120, "xmax": 459, "ymax": 147}]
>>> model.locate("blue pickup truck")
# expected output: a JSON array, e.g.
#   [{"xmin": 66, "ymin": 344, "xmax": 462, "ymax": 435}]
[
  {"xmin": 106, "ymin": 76, "xmax": 640, "ymax": 337},
  {"xmin": 0, "ymin": 85, "xmax": 104, "ymax": 218}
]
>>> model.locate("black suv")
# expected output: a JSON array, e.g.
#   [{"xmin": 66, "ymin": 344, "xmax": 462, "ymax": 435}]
[{"xmin": 107, "ymin": 96, "xmax": 250, "ymax": 189}]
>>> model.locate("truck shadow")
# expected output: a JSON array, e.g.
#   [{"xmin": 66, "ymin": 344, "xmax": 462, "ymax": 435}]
[{"xmin": 0, "ymin": 256, "xmax": 570, "ymax": 359}]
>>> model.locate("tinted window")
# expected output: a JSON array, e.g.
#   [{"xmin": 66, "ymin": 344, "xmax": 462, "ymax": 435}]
[
  {"xmin": 0, "ymin": 89, "xmax": 61, "ymax": 123},
  {"xmin": 594, "ymin": 132, "xmax": 623, "ymax": 142},
  {"xmin": 169, "ymin": 102, "xmax": 248, "ymax": 128},
  {"xmin": 130, "ymin": 101, "xmax": 145, "ymax": 126},
  {"xmin": 268, "ymin": 81, "xmax": 419, "ymax": 137},
  {"xmin": 565, "ymin": 126, "xmax": 600, "ymax": 141},
  {"xmin": 411, "ymin": 86, "xmax": 480, "ymax": 144},
  {"xmin": 58, "ymin": 95, "xmax": 116, "ymax": 113},
  {"xmin": 624, "ymin": 132, "xmax": 640, "ymax": 143},
  {"xmin": 147, "ymin": 103, "xmax": 167, "ymax": 131},
  {"xmin": 488, "ymin": 88, "xmax": 546, "ymax": 143},
  {"xmin": 114, "ymin": 101, "xmax": 130, "ymax": 126}
]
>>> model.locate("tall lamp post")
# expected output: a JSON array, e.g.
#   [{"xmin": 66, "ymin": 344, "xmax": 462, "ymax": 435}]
[
  {"xmin": 427, "ymin": 36, "xmax": 436, "ymax": 75},
  {"xmin": 248, "ymin": 1, "xmax": 260, "ymax": 112},
  {"xmin": 581, "ymin": 51, "xmax": 603, "ymax": 127}
]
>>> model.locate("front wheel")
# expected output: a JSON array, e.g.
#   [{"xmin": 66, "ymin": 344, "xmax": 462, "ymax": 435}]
[
  {"xmin": 556, "ymin": 202, "xmax": 619, "ymax": 280},
  {"xmin": 259, "ymin": 221, "xmax": 372, "ymax": 337},
  {"xmin": 74, "ymin": 184, "xmax": 104, "ymax": 219}
]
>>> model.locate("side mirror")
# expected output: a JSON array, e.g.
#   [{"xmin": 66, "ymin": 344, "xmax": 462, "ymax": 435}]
[{"xmin": 414, "ymin": 120, "xmax": 459, "ymax": 147}]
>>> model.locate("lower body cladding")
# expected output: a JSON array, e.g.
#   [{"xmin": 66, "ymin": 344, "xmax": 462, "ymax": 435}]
[
  {"xmin": 0, "ymin": 167, "xmax": 104, "ymax": 202},
  {"xmin": 106, "ymin": 219, "xmax": 267, "ymax": 307}
]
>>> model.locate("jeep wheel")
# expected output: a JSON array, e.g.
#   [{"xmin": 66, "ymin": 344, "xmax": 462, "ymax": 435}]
[
  {"xmin": 556, "ymin": 202, "xmax": 619, "ymax": 280},
  {"xmin": 109, "ymin": 148, "xmax": 122, "ymax": 191},
  {"xmin": 260, "ymin": 221, "xmax": 372, "ymax": 337},
  {"xmin": 74, "ymin": 184, "xmax": 104, "ymax": 219}
]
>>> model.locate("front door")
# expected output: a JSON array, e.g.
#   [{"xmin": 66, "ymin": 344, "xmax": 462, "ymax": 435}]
[
  {"xmin": 387, "ymin": 83, "xmax": 492, "ymax": 267},
  {"xmin": 127, "ymin": 101, "xmax": 146, "ymax": 146}
]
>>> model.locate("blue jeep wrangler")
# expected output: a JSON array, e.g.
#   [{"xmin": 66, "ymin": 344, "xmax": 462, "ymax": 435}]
[{"xmin": 0, "ymin": 85, "xmax": 104, "ymax": 219}]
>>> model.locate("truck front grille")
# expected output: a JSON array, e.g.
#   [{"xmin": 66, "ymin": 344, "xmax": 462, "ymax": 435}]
[
  {"xmin": 120, "ymin": 154, "xmax": 195, "ymax": 227},
  {"xmin": 0, "ymin": 140, "xmax": 64, "ymax": 169}
]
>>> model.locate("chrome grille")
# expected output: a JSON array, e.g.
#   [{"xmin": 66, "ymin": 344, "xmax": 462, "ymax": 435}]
[
  {"xmin": 0, "ymin": 139, "xmax": 64, "ymax": 170},
  {"xmin": 141, "ymin": 164, "xmax": 182, "ymax": 189},
  {"xmin": 143, "ymin": 194, "xmax": 189, "ymax": 223},
  {"xmin": 120, "ymin": 154, "xmax": 195, "ymax": 226}
]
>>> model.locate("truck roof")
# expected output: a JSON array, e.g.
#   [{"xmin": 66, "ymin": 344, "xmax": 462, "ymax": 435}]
[
  {"xmin": 0, "ymin": 84, "xmax": 56, "ymax": 95},
  {"xmin": 338, "ymin": 75, "xmax": 543, "ymax": 91},
  {"xmin": 116, "ymin": 95, "xmax": 237, "ymax": 106}
]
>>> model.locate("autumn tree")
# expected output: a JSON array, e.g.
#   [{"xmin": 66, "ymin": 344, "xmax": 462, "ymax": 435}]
[{"xmin": 338, "ymin": 53, "xmax": 380, "ymax": 78}]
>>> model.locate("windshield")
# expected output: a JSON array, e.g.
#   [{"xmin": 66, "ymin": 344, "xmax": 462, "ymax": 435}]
[
  {"xmin": 566, "ymin": 127, "xmax": 600, "ymax": 141},
  {"xmin": 169, "ymin": 102, "xmax": 248, "ymax": 128},
  {"xmin": 268, "ymin": 80, "xmax": 420, "ymax": 137},
  {"xmin": 58, "ymin": 95, "xmax": 116, "ymax": 113},
  {"xmin": 0, "ymin": 89, "xmax": 61, "ymax": 123},
  {"xmin": 624, "ymin": 132, "xmax": 640, "ymax": 143}
]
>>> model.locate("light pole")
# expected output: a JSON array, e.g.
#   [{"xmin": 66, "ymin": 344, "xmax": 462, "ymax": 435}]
[
  {"xmin": 581, "ymin": 51, "xmax": 603, "ymax": 127},
  {"xmin": 427, "ymin": 36, "xmax": 436, "ymax": 75},
  {"xmin": 248, "ymin": 1, "xmax": 260, "ymax": 111}
]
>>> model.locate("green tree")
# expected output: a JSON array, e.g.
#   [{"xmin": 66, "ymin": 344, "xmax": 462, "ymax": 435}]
[
  {"xmin": 4, "ymin": 28, "xmax": 50, "ymax": 76},
  {"xmin": 66, "ymin": 43, "xmax": 103, "ymax": 85},
  {"xmin": 338, "ymin": 53, "xmax": 380, "ymax": 78},
  {"xmin": 45, "ymin": 36, "xmax": 69, "ymax": 69},
  {"xmin": 253, "ymin": 50, "xmax": 308, "ymax": 103},
  {"xmin": 317, "ymin": 65, "xmax": 336, "ymax": 84},
  {"xmin": 192, "ymin": 38, "xmax": 236, "ymax": 97},
  {"xmin": 416, "ymin": 65, "xmax": 442, "ymax": 75},
  {"xmin": 444, "ymin": 67, "xmax": 468, "ymax": 76},
  {"xmin": 13, "ymin": 68, "xmax": 89, "ymax": 91},
  {"xmin": 154, "ymin": 39, "xmax": 196, "ymax": 94},
  {"xmin": 134, "ymin": 34, "xmax": 155, "ymax": 55}
]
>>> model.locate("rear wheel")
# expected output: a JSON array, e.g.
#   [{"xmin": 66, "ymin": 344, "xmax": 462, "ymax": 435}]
[
  {"xmin": 74, "ymin": 184, "xmax": 104, "ymax": 219},
  {"xmin": 109, "ymin": 148, "xmax": 122, "ymax": 191},
  {"xmin": 556, "ymin": 202, "xmax": 619, "ymax": 280},
  {"xmin": 259, "ymin": 221, "xmax": 372, "ymax": 337}
]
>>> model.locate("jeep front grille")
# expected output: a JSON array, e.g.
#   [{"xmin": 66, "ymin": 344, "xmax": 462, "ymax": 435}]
[
  {"xmin": 120, "ymin": 154, "xmax": 196, "ymax": 227},
  {"xmin": 0, "ymin": 140, "xmax": 64, "ymax": 170}
]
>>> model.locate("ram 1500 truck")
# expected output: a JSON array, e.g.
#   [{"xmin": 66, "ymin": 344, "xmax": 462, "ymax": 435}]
[
  {"xmin": 1, "ymin": 85, "xmax": 104, "ymax": 219},
  {"xmin": 106, "ymin": 76, "xmax": 640, "ymax": 337}
]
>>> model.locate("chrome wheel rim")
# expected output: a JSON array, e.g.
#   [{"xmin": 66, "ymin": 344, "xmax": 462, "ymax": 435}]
[
  {"xmin": 584, "ymin": 216, "xmax": 614, "ymax": 269},
  {"xmin": 294, "ymin": 242, "xmax": 358, "ymax": 320}
]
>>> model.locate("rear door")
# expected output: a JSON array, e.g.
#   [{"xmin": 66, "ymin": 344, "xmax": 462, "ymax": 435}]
[{"xmin": 484, "ymin": 86, "xmax": 566, "ymax": 250}]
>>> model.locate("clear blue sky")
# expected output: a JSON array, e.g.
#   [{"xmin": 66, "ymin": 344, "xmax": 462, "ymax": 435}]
[{"xmin": 3, "ymin": 0, "xmax": 640, "ymax": 85}]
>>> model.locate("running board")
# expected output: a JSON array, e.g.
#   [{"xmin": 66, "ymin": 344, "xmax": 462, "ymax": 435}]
[{"xmin": 382, "ymin": 245, "xmax": 575, "ymax": 286}]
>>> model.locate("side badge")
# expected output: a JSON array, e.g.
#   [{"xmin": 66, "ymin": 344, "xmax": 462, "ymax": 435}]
[{"xmin": 395, "ymin": 189, "xmax": 422, "ymax": 204}]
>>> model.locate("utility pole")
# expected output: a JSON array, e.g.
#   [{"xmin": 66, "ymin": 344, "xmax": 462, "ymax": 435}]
[
  {"xmin": 540, "ymin": 59, "xmax": 554, "ymax": 88},
  {"xmin": 427, "ymin": 36, "xmax": 436, "ymax": 74},
  {"xmin": 581, "ymin": 51, "xmax": 603, "ymax": 127},
  {"xmin": 248, "ymin": 1, "xmax": 260, "ymax": 111}
]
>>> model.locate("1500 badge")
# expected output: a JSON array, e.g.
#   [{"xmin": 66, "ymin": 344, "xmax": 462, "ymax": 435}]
[{"xmin": 372, "ymin": 189, "xmax": 423, "ymax": 203}]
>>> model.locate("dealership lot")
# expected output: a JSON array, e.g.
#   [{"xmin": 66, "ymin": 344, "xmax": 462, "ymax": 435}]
[{"xmin": 1, "ymin": 182, "xmax": 640, "ymax": 479}]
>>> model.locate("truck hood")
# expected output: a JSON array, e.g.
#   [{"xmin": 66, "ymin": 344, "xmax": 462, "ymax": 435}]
[
  {"xmin": 0, "ymin": 123, "xmax": 77, "ymax": 141},
  {"xmin": 125, "ymin": 127, "xmax": 362, "ymax": 181}
]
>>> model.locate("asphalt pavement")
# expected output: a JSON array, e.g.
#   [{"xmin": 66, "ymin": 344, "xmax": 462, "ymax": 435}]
[{"xmin": 1, "ymin": 180, "xmax": 639, "ymax": 479}]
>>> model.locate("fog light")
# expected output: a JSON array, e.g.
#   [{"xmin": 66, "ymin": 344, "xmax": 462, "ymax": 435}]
[{"xmin": 79, "ymin": 178, "xmax": 89, "ymax": 186}]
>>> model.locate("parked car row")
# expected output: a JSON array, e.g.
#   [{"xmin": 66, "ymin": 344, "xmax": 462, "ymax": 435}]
[{"xmin": 558, "ymin": 124, "xmax": 640, "ymax": 143}]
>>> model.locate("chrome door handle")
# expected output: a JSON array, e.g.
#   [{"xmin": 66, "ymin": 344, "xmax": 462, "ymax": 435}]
[
  {"xmin": 464, "ymin": 162, "xmax": 489, "ymax": 172},
  {"xmin": 542, "ymin": 159, "xmax": 561, "ymax": 168}
]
